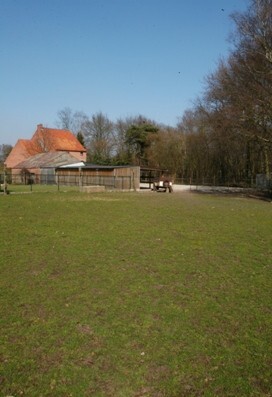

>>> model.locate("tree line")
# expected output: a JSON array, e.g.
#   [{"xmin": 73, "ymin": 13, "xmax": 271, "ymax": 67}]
[
  {"xmin": 56, "ymin": 108, "xmax": 185, "ymax": 175},
  {"xmin": 179, "ymin": 0, "xmax": 272, "ymax": 183},
  {"xmin": 2, "ymin": 0, "xmax": 271, "ymax": 184},
  {"xmin": 56, "ymin": 0, "xmax": 272, "ymax": 183}
]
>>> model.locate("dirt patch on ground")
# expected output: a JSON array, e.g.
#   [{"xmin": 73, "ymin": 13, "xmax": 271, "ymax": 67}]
[{"xmin": 170, "ymin": 185, "xmax": 272, "ymax": 202}]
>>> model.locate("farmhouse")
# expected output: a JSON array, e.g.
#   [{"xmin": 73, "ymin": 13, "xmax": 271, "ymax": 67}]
[
  {"xmin": 4, "ymin": 123, "xmax": 161, "ymax": 191},
  {"xmin": 5, "ymin": 124, "xmax": 87, "ymax": 175}
]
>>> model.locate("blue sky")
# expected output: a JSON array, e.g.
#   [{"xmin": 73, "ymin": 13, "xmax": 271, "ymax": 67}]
[{"xmin": 1, "ymin": 0, "xmax": 248, "ymax": 145}]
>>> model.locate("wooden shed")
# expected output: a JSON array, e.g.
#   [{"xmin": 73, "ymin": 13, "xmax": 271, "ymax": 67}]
[{"xmin": 56, "ymin": 164, "xmax": 140, "ymax": 191}]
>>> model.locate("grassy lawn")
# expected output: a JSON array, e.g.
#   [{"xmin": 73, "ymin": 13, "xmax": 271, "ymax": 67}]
[{"xmin": 0, "ymin": 190, "xmax": 271, "ymax": 396}]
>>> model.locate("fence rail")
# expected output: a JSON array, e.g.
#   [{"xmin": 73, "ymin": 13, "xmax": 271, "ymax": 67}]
[
  {"xmin": 0, "ymin": 173, "xmax": 133, "ymax": 192},
  {"xmin": 1, "ymin": 172, "xmax": 272, "ymax": 194},
  {"xmin": 174, "ymin": 177, "xmax": 257, "ymax": 189}
]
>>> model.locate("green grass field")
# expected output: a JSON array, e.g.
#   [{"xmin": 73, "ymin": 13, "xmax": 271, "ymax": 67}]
[{"xmin": 1, "ymin": 190, "xmax": 271, "ymax": 397}]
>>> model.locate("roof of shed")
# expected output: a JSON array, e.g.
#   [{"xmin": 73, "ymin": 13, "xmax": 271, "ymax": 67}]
[
  {"xmin": 14, "ymin": 152, "xmax": 81, "ymax": 169},
  {"xmin": 56, "ymin": 163, "xmax": 139, "ymax": 170}
]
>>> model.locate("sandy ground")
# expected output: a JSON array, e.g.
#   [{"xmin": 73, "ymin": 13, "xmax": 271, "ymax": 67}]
[{"xmin": 140, "ymin": 183, "xmax": 254, "ymax": 194}]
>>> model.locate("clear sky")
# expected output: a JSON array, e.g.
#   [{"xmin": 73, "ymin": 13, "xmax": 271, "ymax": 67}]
[{"xmin": 1, "ymin": 0, "xmax": 248, "ymax": 145}]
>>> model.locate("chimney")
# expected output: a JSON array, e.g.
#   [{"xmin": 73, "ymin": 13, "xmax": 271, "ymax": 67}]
[{"xmin": 37, "ymin": 123, "xmax": 43, "ymax": 130}]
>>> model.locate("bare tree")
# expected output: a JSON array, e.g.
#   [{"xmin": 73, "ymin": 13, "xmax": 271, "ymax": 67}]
[
  {"xmin": 114, "ymin": 118, "xmax": 133, "ymax": 164},
  {"xmin": 82, "ymin": 112, "xmax": 114, "ymax": 164},
  {"xmin": 0, "ymin": 144, "xmax": 13, "ymax": 164},
  {"xmin": 179, "ymin": 0, "xmax": 272, "ymax": 183},
  {"xmin": 230, "ymin": 0, "xmax": 272, "ymax": 175},
  {"xmin": 57, "ymin": 107, "xmax": 88, "ymax": 136},
  {"xmin": 57, "ymin": 107, "xmax": 74, "ymax": 130},
  {"xmin": 146, "ymin": 127, "xmax": 185, "ymax": 177}
]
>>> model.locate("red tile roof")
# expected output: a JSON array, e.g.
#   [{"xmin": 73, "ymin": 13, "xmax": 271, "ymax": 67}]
[
  {"xmin": 19, "ymin": 139, "xmax": 39, "ymax": 156},
  {"xmin": 5, "ymin": 139, "xmax": 38, "ymax": 168},
  {"xmin": 32, "ymin": 125, "xmax": 86, "ymax": 152}
]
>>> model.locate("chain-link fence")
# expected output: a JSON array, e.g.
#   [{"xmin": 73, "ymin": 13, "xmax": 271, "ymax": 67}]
[{"xmin": 173, "ymin": 177, "xmax": 257, "ymax": 188}]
